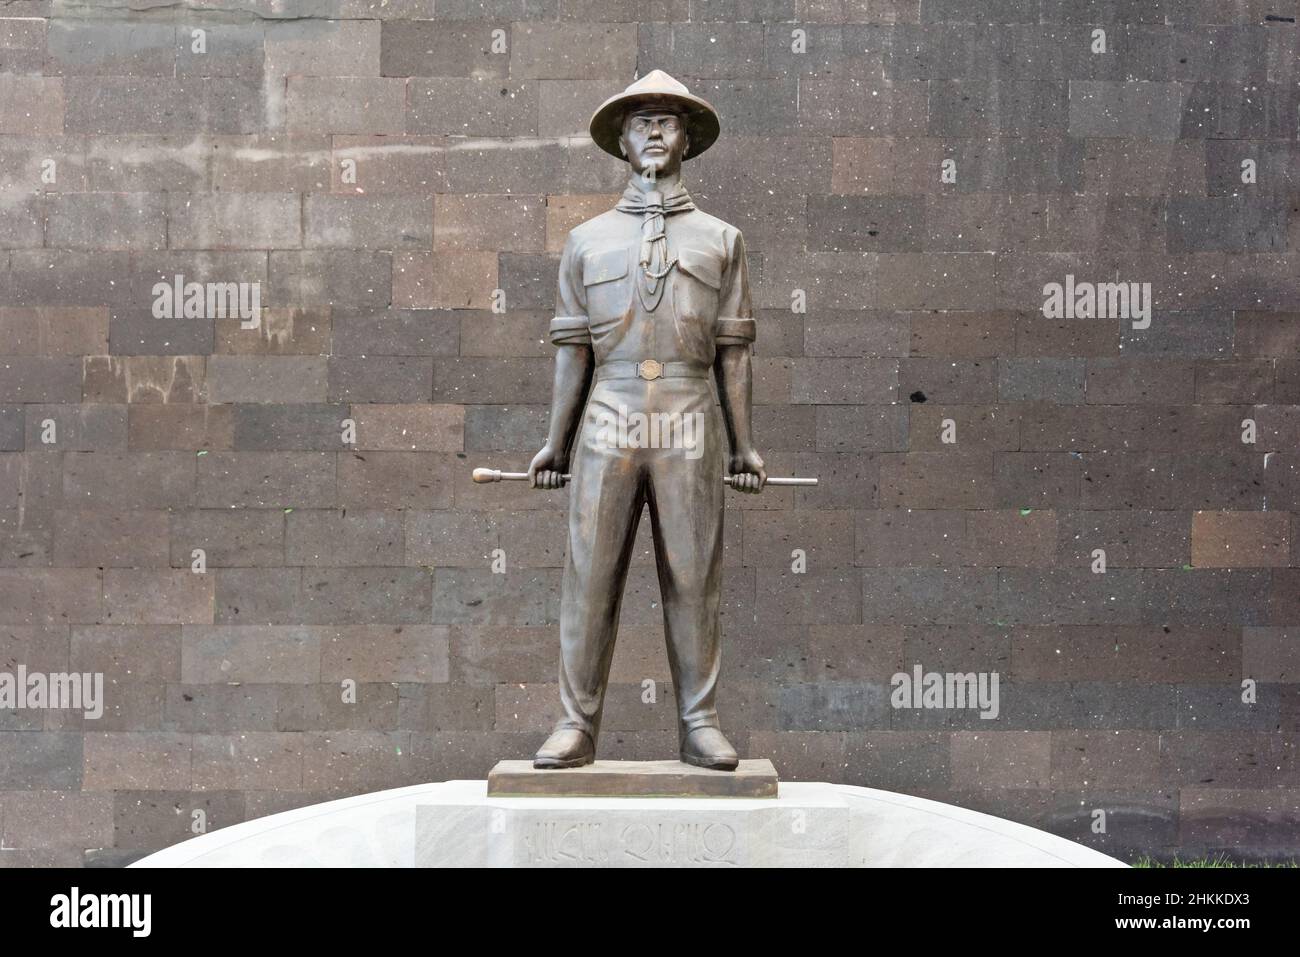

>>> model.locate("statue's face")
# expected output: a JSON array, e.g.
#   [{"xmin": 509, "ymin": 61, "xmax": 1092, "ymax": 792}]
[{"xmin": 619, "ymin": 109, "xmax": 688, "ymax": 179}]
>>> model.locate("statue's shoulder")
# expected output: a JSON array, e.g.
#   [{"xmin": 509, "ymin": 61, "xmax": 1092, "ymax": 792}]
[
  {"xmin": 566, "ymin": 208, "xmax": 631, "ymax": 250},
  {"xmin": 680, "ymin": 206, "xmax": 742, "ymax": 243}
]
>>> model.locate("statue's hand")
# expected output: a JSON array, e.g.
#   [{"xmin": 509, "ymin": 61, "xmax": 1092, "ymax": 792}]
[
  {"xmin": 729, "ymin": 447, "xmax": 767, "ymax": 494},
  {"xmin": 528, "ymin": 445, "xmax": 568, "ymax": 490}
]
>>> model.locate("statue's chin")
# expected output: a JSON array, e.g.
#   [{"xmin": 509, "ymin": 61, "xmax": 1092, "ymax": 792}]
[{"xmin": 633, "ymin": 157, "xmax": 672, "ymax": 180}]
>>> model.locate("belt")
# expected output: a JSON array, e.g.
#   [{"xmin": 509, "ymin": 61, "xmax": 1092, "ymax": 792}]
[{"xmin": 595, "ymin": 359, "xmax": 710, "ymax": 381}]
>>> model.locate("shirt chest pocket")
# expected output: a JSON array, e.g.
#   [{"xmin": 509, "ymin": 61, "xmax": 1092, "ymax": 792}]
[
  {"xmin": 581, "ymin": 247, "xmax": 632, "ymax": 328},
  {"xmin": 672, "ymin": 246, "xmax": 724, "ymax": 325}
]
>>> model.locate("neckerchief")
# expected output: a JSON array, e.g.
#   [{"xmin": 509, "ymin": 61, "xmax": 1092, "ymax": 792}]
[{"xmin": 616, "ymin": 176, "xmax": 695, "ymax": 311}]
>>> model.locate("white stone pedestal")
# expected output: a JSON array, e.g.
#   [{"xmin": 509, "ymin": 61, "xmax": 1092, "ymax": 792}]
[
  {"xmin": 132, "ymin": 780, "xmax": 1127, "ymax": 868},
  {"xmin": 418, "ymin": 782, "xmax": 843, "ymax": 867},
  {"xmin": 415, "ymin": 781, "xmax": 1126, "ymax": 868}
]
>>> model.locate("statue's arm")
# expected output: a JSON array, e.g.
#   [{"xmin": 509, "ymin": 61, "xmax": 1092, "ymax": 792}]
[
  {"xmin": 712, "ymin": 230, "xmax": 765, "ymax": 492},
  {"xmin": 530, "ymin": 234, "xmax": 594, "ymax": 489},
  {"xmin": 542, "ymin": 344, "xmax": 593, "ymax": 456}
]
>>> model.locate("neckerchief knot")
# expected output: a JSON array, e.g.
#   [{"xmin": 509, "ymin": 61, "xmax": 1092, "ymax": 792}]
[{"xmin": 616, "ymin": 178, "xmax": 695, "ymax": 301}]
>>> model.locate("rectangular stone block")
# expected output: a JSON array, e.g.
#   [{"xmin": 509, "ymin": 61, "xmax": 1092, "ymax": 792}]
[
  {"xmin": 1, "ymin": 791, "xmax": 113, "ymax": 849},
  {"xmin": 206, "ymin": 356, "xmax": 328, "ymax": 404},
  {"xmin": 0, "ymin": 358, "xmax": 81, "ymax": 402},
  {"xmin": 407, "ymin": 78, "xmax": 537, "ymax": 136},
  {"xmin": 64, "ymin": 77, "xmax": 261, "ymax": 134},
  {"xmin": 487, "ymin": 759, "xmax": 778, "ymax": 797},
  {"xmin": 112, "ymin": 788, "xmax": 246, "ymax": 854},
  {"xmin": 195, "ymin": 450, "xmax": 336, "ymax": 509},
  {"xmin": 305, "ymin": 193, "xmax": 432, "ymax": 249},
  {"xmin": 71, "ymin": 625, "xmax": 182, "ymax": 682},
  {"xmin": 84, "ymin": 355, "xmax": 206, "ymax": 404},
  {"xmin": 434, "ymin": 193, "xmax": 545, "ymax": 252},
  {"xmin": 418, "ymin": 783, "xmax": 853, "ymax": 866},
  {"xmin": 0, "ymin": 307, "xmax": 109, "ymax": 356},
  {"xmin": 175, "ymin": 22, "xmax": 264, "ymax": 78},
  {"xmin": 1167, "ymin": 197, "xmax": 1288, "ymax": 253},
  {"xmin": 0, "ymin": 17, "xmax": 46, "ymax": 74},
  {"xmin": 82, "ymin": 732, "xmax": 192, "ymax": 790},
  {"xmin": 170, "ymin": 508, "xmax": 285, "ymax": 567},
  {"xmin": 512, "ymin": 22, "xmax": 636, "ymax": 79},
  {"xmin": 270, "ymin": 250, "xmax": 392, "ymax": 308},
  {"xmin": 1068, "ymin": 80, "xmax": 1183, "ymax": 139},
  {"xmin": 232, "ymin": 403, "xmax": 350, "ymax": 451},
  {"xmin": 0, "ymin": 75, "xmax": 63, "ymax": 134},
  {"xmin": 380, "ymin": 20, "xmax": 508, "ymax": 77},
  {"xmin": 328, "ymin": 357, "xmax": 432, "ymax": 403},
  {"xmin": 64, "ymin": 451, "xmax": 195, "ymax": 509},
  {"xmin": 285, "ymin": 76, "xmax": 406, "ymax": 134},
  {"xmin": 215, "ymin": 307, "xmax": 332, "ymax": 356},
  {"xmin": 128, "ymin": 405, "xmax": 233, "ymax": 451},
  {"xmin": 44, "ymin": 19, "xmax": 175, "ymax": 76},
  {"xmin": 286, "ymin": 509, "xmax": 404, "ymax": 566},
  {"xmin": 193, "ymin": 732, "xmax": 302, "ymax": 790},
  {"xmin": 265, "ymin": 19, "xmax": 380, "ymax": 77},
  {"xmin": 212, "ymin": 134, "xmax": 332, "ymax": 192},
  {"xmin": 53, "ymin": 509, "xmax": 168, "ymax": 566},
  {"xmin": 1191, "ymin": 511, "xmax": 1290, "ymax": 567},
  {"xmin": 861, "ymin": 567, "xmax": 997, "ymax": 624},
  {"xmin": 0, "ymin": 732, "xmax": 83, "ymax": 790},
  {"xmin": 319, "ymin": 624, "xmax": 448, "ymax": 683},
  {"xmin": 103, "ymin": 568, "xmax": 213, "ymax": 625},
  {"xmin": 168, "ymin": 192, "xmax": 303, "ymax": 250}
]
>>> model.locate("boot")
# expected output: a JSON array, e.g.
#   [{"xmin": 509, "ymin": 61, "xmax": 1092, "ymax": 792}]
[
  {"xmin": 533, "ymin": 728, "xmax": 595, "ymax": 769},
  {"xmin": 680, "ymin": 726, "xmax": 738, "ymax": 771}
]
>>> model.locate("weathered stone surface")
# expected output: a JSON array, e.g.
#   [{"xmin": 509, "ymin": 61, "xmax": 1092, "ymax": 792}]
[
  {"xmin": 0, "ymin": 4, "xmax": 1293, "ymax": 868},
  {"xmin": 128, "ymin": 780, "xmax": 1128, "ymax": 868},
  {"xmin": 487, "ymin": 759, "xmax": 778, "ymax": 797}
]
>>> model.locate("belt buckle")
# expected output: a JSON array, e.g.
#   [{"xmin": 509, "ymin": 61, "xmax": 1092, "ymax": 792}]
[{"xmin": 636, "ymin": 359, "xmax": 664, "ymax": 380}]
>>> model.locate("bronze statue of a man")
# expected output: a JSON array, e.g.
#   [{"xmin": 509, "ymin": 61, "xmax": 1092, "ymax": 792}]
[{"xmin": 529, "ymin": 71, "xmax": 765, "ymax": 771}]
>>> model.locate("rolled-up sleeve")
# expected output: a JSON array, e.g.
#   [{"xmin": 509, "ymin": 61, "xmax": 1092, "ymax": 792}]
[
  {"xmin": 714, "ymin": 229, "xmax": 755, "ymax": 346},
  {"xmin": 549, "ymin": 232, "xmax": 591, "ymax": 346}
]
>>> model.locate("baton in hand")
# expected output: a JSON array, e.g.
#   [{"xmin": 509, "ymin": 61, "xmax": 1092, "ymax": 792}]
[{"xmin": 472, "ymin": 468, "xmax": 817, "ymax": 488}]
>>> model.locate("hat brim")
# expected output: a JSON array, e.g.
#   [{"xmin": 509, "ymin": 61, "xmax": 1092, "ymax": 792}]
[{"xmin": 589, "ymin": 90, "xmax": 721, "ymax": 162}]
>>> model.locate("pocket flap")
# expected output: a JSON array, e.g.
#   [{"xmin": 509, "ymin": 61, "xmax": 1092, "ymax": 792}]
[
  {"xmin": 676, "ymin": 246, "xmax": 723, "ymax": 290},
  {"xmin": 582, "ymin": 247, "xmax": 629, "ymax": 286}
]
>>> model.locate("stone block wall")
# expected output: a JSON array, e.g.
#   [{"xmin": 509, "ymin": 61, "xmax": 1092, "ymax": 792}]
[{"xmin": 0, "ymin": 0, "xmax": 1298, "ymax": 864}]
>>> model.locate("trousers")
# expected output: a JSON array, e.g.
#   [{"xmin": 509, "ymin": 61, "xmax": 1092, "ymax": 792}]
[{"xmin": 554, "ymin": 372, "xmax": 726, "ymax": 743}]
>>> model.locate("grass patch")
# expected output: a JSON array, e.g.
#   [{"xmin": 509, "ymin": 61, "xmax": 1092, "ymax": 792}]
[{"xmin": 1132, "ymin": 853, "xmax": 1298, "ymax": 868}]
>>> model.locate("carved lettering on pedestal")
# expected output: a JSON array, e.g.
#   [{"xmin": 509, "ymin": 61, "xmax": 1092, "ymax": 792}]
[
  {"xmin": 620, "ymin": 821, "xmax": 737, "ymax": 865},
  {"xmin": 523, "ymin": 820, "xmax": 607, "ymax": 864}
]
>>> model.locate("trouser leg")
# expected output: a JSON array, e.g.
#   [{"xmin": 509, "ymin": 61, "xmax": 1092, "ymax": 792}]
[
  {"xmin": 644, "ymin": 384, "xmax": 726, "ymax": 740},
  {"xmin": 554, "ymin": 387, "xmax": 645, "ymax": 743}
]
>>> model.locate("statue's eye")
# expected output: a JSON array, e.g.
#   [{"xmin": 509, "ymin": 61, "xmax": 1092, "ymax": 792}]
[
  {"xmin": 632, "ymin": 118, "xmax": 650, "ymax": 132},
  {"xmin": 663, "ymin": 119, "xmax": 679, "ymax": 131}
]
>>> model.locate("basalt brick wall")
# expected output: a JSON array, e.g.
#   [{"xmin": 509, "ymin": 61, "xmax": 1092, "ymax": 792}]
[{"xmin": 0, "ymin": 0, "xmax": 1297, "ymax": 867}]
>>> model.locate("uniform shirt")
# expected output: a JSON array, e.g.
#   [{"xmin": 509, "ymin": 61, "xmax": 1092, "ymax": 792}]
[{"xmin": 548, "ymin": 182, "xmax": 755, "ymax": 366}]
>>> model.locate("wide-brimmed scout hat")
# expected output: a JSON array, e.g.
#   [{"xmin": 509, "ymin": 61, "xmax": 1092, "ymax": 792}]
[{"xmin": 589, "ymin": 70, "xmax": 721, "ymax": 161}]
